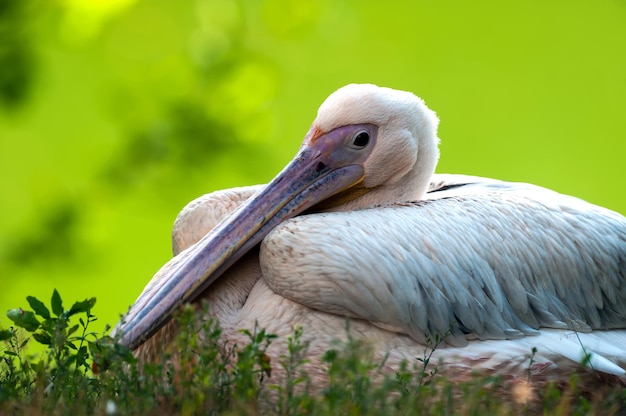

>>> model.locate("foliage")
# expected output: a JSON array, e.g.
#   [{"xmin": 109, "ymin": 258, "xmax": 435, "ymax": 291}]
[{"xmin": 1, "ymin": 290, "xmax": 625, "ymax": 415}]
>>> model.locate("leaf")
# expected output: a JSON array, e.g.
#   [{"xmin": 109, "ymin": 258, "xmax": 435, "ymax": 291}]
[
  {"xmin": 0, "ymin": 329, "xmax": 13, "ymax": 341},
  {"xmin": 4, "ymin": 350, "xmax": 17, "ymax": 357},
  {"xmin": 67, "ymin": 324, "xmax": 79, "ymax": 337},
  {"xmin": 6, "ymin": 308, "xmax": 40, "ymax": 332},
  {"xmin": 76, "ymin": 345, "xmax": 89, "ymax": 366},
  {"xmin": 51, "ymin": 289, "xmax": 64, "ymax": 317},
  {"xmin": 27, "ymin": 296, "xmax": 51, "ymax": 320},
  {"xmin": 68, "ymin": 297, "xmax": 96, "ymax": 317},
  {"xmin": 32, "ymin": 332, "xmax": 52, "ymax": 345},
  {"xmin": 66, "ymin": 355, "xmax": 77, "ymax": 366}
]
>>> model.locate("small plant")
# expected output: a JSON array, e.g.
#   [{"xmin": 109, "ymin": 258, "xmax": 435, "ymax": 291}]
[
  {"xmin": 3, "ymin": 290, "xmax": 101, "ymax": 410},
  {"xmin": 319, "ymin": 321, "xmax": 394, "ymax": 414},
  {"xmin": 568, "ymin": 320, "xmax": 595, "ymax": 372},
  {"xmin": 0, "ymin": 326, "xmax": 34, "ymax": 402},
  {"xmin": 233, "ymin": 322, "xmax": 277, "ymax": 402},
  {"xmin": 271, "ymin": 324, "xmax": 314, "ymax": 416},
  {"xmin": 416, "ymin": 330, "xmax": 448, "ymax": 387}
]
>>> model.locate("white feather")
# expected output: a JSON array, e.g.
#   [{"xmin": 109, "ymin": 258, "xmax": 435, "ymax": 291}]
[{"xmin": 261, "ymin": 176, "xmax": 626, "ymax": 350}]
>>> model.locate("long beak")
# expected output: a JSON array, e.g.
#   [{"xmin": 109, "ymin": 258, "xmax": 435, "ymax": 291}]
[{"xmin": 117, "ymin": 124, "xmax": 377, "ymax": 349}]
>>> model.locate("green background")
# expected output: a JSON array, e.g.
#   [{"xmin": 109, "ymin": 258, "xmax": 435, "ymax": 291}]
[{"xmin": 1, "ymin": 0, "xmax": 625, "ymax": 337}]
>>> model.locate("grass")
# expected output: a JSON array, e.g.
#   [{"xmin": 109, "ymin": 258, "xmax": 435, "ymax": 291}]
[{"xmin": 1, "ymin": 290, "xmax": 625, "ymax": 415}]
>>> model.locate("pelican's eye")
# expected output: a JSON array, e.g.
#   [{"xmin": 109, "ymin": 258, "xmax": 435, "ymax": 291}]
[{"xmin": 351, "ymin": 130, "xmax": 370, "ymax": 148}]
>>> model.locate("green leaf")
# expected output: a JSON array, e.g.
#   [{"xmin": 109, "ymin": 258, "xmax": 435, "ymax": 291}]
[
  {"xmin": 32, "ymin": 331, "xmax": 52, "ymax": 345},
  {"xmin": 67, "ymin": 324, "xmax": 79, "ymax": 337},
  {"xmin": 51, "ymin": 289, "xmax": 64, "ymax": 317},
  {"xmin": 6, "ymin": 308, "xmax": 40, "ymax": 332},
  {"xmin": 27, "ymin": 296, "xmax": 51, "ymax": 320},
  {"xmin": 0, "ymin": 329, "xmax": 13, "ymax": 341},
  {"xmin": 4, "ymin": 350, "xmax": 17, "ymax": 357},
  {"xmin": 76, "ymin": 345, "xmax": 88, "ymax": 365},
  {"xmin": 66, "ymin": 355, "xmax": 77, "ymax": 366},
  {"xmin": 68, "ymin": 297, "xmax": 96, "ymax": 317}
]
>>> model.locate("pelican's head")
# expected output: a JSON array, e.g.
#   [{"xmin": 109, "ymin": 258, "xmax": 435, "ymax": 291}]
[
  {"xmin": 116, "ymin": 84, "xmax": 441, "ymax": 349},
  {"xmin": 306, "ymin": 84, "xmax": 440, "ymax": 210}
]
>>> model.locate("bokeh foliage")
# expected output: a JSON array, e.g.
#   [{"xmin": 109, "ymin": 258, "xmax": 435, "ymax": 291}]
[{"xmin": 1, "ymin": 0, "xmax": 625, "ymax": 336}]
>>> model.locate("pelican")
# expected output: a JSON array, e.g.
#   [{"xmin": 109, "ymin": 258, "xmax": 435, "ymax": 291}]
[{"xmin": 115, "ymin": 84, "xmax": 626, "ymax": 393}]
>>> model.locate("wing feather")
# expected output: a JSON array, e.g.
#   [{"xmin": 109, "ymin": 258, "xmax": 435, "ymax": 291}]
[{"xmin": 261, "ymin": 177, "xmax": 626, "ymax": 345}]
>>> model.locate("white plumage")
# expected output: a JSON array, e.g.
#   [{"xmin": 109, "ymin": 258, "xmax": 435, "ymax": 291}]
[
  {"xmin": 117, "ymin": 84, "xmax": 626, "ymax": 388},
  {"xmin": 262, "ymin": 178, "xmax": 626, "ymax": 346}
]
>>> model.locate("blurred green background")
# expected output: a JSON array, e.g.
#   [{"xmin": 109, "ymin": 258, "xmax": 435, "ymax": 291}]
[{"xmin": 1, "ymin": 0, "xmax": 625, "ymax": 337}]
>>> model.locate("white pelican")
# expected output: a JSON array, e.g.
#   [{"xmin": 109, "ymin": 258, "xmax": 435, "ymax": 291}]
[{"xmin": 115, "ymin": 84, "xmax": 626, "ymax": 391}]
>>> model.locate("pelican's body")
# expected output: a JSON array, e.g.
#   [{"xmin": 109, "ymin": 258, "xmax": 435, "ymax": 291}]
[{"xmin": 117, "ymin": 84, "xmax": 626, "ymax": 394}]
